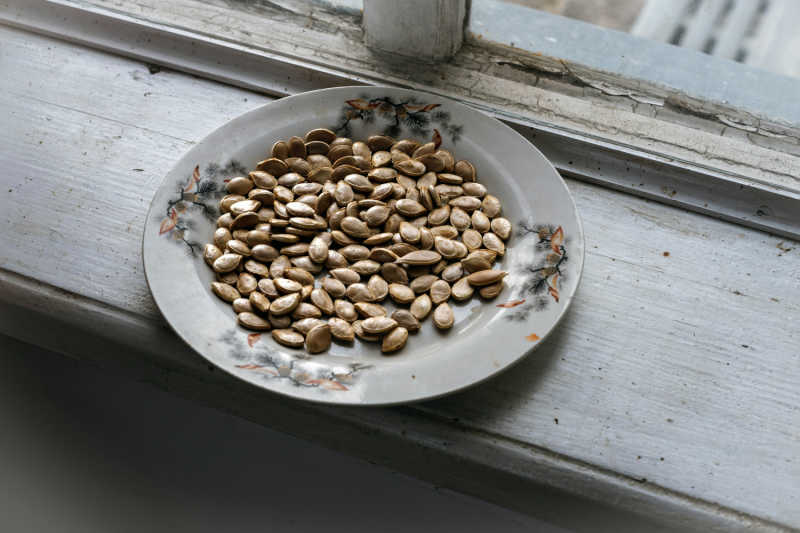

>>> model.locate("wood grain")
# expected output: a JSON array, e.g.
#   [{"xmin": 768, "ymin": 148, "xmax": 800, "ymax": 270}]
[{"xmin": 1, "ymin": 26, "xmax": 798, "ymax": 530}]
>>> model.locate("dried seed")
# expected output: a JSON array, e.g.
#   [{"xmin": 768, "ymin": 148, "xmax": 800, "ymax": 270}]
[
  {"xmin": 328, "ymin": 317, "xmax": 355, "ymax": 342},
  {"xmin": 272, "ymin": 328, "xmax": 304, "ymax": 348},
  {"xmin": 231, "ymin": 212, "xmax": 259, "ymax": 230},
  {"xmin": 269, "ymin": 255, "xmax": 291, "ymax": 278},
  {"xmin": 305, "ymin": 323, "xmax": 331, "ymax": 353},
  {"xmin": 416, "ymin": 153, "xmax": 445, "ymax": 173},
  {"xmin": 285, "ymin": 201, "xmax": 315, "ymax": 218},
  {"xmin": 462, "ymin": 182, "xmax": 487, "ymax": 197},
  {"xmin": 292, "ymin": 302, "xmax": 322, "ymax": 320},
  {"xmin": 432, "ymin": 303, "xmax": 454, "ymax": 329},
  {"xmin": 381, "ymin": 263, "xmax": 409, "ymax": 284},
  {"xmin": 466, "ymin": 269, "xmax": 507, "ymax": 287},
  {"xmin": 257, "ymin": 158, "xmax": 289, "ymax": 176},
  {"xmin": 341, "ymin": 216, "xmax": 371, "ymax": 238},
  {"xmin": 203, "ymin": 244, "xmax": 222, "ymax": 266},
  {"xmin": 399, "ymin": 221, "xmax": 421, "ymax": 244},
  {"xmin": 435, "ymin": 149, "xmax": 455, "ymax": 171},
  {"xmin": 428, "ymin": 226, "xmax": 457, "ymax": 239},
  {"xmin": 328, "ymin": 144, "xmax": 354, "ymax": 163},
  {"xmin": 233, "ymin": 298, "xmax": 254, "ymax": 314},
  {"xmin": 372, "ymin": 150, "xmax": 392, "ymax": 167},
  {"xmin": 451, "ymin": 277, "xmax": 474, "ymax": 301},
  {"xmin": 226, "ymin": 240, "xmax": 252, "ymax": 257},
  {"xmin": 310, "ymin": 288, "xmax": 334, "ymax": 315},
  {"xmin": 471, "ymin": 210, "xmax": 491, "ymax": 233},
  {"xmin": 250, "ymin": 171, "xmax": 277, "ymax": 189},
  {"xmin": 249, "ymin": 291, "xmax": 271, "ymax": 314},
  {"xmin": 237, "ymin": 272, "xmax": 258, "ymax": 295},
  {"xmin": 217, "ymin": 213, "xmax": 233, "ymax": 229},
  {"xmin": 345, "ymin": 283, "xmax": 374, "ymax": 303},
  {"xmin": 461, "ymin": 252, "xmax": 494, "ymax": 273},
  {"xmin": 321, "ymin": 277, "xmax": 346, "ymax": 298},
  {"xmin": 410, "ymin": 274, "xmax": 438, "ymax": 294},
  {"xmin": 213, "ymin": 228, "xmax": 232, "ymax": 249},
  {"xmin": 305, "ymin": 140, "xmax": 330, "ymax": 155},
  {"xmin": 368, "ymin": 247, "xmax": 399, "ymax": 263},
  {"xmin": 325, "ymin": 249, "xmax": 349, "ymax": 269},
  {"xmin": 213, "ymin": 253, "xmax": 241, "ymax": 273},
  {"xmin": 384, "ymin": 213, "xmax": 404, "ymax": 234},
  {"xmin": 243, "ymin": 259, "xmax": 269, "ymax": 278},
  {"xmin": 308, "ymin": 236, "xmax": 329, "ymax": 263},
  {"xmin": 438, "ymin": 173, "xmax": 463, "ymax": 185},
  {"xmin": 280, "ymin": 242, "xmax": 309, "ymax": 257},
  {"xmin": 217, "ymin": 271, "xmax": 238, "ymax": 285},
  {"xmin": 393, "ymin": 139, "xmax": 420, "ymax": 155},
  {"xmin": 238, "ymin": 312, "xmax": 271, "ymax": 331},
  {"xmin": 449, "ymin": 196, "xmax": 482, "ymax": 211},
  {"xmin": 250, "ymin": 244, "xmax": 278, "ymax": 263},
  {"xmin": 292, "ymin": 318, "xmax": 326, "ymax": 335},
  {"xmin": 334, "ymin": 299, "xmax": 358, "ymax": 322},
  {"xmin": 434, "ymin": 237, "xmax": 466, "ymax": 260},
  {"xmin": 418, "ymin": 226, "xmax": 434, "ymax": 250},
  {"xmin": 370, "ymin": 183, "xmax": 394, "ymax": 201},
  {"xmin": 344, "ymin": 173, "xmax": 374, "ymax": 193},
  {"xmin": 226, "ymin": 177, "xmax": 254, "ymax": 195},
  {"xmin": 396, "ymin": 250, "xmax": 441, "ymax": 265},
  {"xmin": 396, "ymin": 174, "xmax": 416, "ymax": 190},
  {"xmin": 308, "ymin": 166, "xmax": 333, "ymax": 184},
  {"xmin": 491, "ymin": 217, "xmax": 512, "ymax": 240},
  {"xmin": 330, "ymin": 268, "xmax": 361, "ymax": 285},
  {"xmin": 435, "ymin": 184, "xmax": 464, "ymax": 200},
  {"xmin": 428, "ymin": 205, "xmax": 451, "ymax": 226},
  {"xmin": 246, "ymin": 230, "xmax": 272, "ymax": 246},
  {"xmin": 305, "ymin": 128, "xmax": 336, "ymax": 144},
  {"xmin": 410, "ymin": 294, "xmax": 432, "ymax": 320},
  {"xmin": 211, "ymin": 281, "xmax": 239, "ymax": 302},
  {"xmin": 462, "ymin": 229, "xmax": 483, "ymax": 251},
  {"xmin": 479, "ymin": 281, "xmax": 504, "ymax": 299},
  {"xmin": 354, "ymin": 302, "xmax": 387, "ymax": 318},
  {"xmin": 270, "ymin": 292, "xmax": 302, "ymax": 315},
  {"xmin": 430, "ymin": 279, "xmax": 451, "ymax": 304},
  {"xmin": 367, "ymin": 274, "xmax": 389, "ymax": 301},
  {"xmin": 300, "ymin": 284, "xmax": 314, "ymax": 300},
  {"xmin": 271, "ymin": 140, "xmax": 289, "ymax": 160},
  {"xmin": 382, "ymin": 327, "xmax": 409, "ymax": 353},
  {"xmin": 258, "ymin": 278, "xmax": 279, "ymax": 299},
  {"xmin": 353, "ymin": 320, "xmax": 381, "ymax": 342},
  {"xmin": 275, "ymin": 277, "xmax": 303, "ymax": 294},
  {"xmin": 334, "ymin": 181, "xmax": 354, "ymax": 206},
  {"xmin": 220, "ymin": 194, "xmax": 245, "ymax": 213},
  {"xmin": 285, "ymin": 267, "xmax": 315, "ymax": 285},
  {"xmin": 483, "ymin": 232, "xmax": 505, "ymax": 256},
  {"xmin": 367, "ymin": 135, "xmax": 394, "ymax": 151},
  {"xmin": 388, "ymin": 283, "xmax": 415, "ymax": 304},
  {"xmin": 432, "ymin": 259, "xmax": 447, "ymax": 275},
  {"xmin": 248, "ymin": 189, "xmax": 274, "ymax": 205},
  {"xmin": 481, "ymin": 194, "xmax": 502, "ymax": 218},
  {"xmin": 454, "ymin": 160, "xmax": 476, "ymax": 182},
  {"xmin": 441, "ymin": 262, "xmax": 464, "ymax": 283},
  {"xmin": 391, "ymin": 310, "xmax": 420, "ymax": 332},
  {"xmin": 330, "ymin": 230, "xmax": 356, "ymax": 246},
  {"xmin": 350, "ymin": 259, "xmax": 380, "ymax": 275},
  {"xmin": 361, "ymin": 316, "xmax": 398, "ymax": 334},
  {"xmin": 396, "ymin": 199, "xmax": 426, "ymax": 217}
]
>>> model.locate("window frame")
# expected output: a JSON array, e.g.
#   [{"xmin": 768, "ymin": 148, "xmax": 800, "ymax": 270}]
[{"xmin": 3, "ymin": 0, "xmax": 799, "ymax": 239}]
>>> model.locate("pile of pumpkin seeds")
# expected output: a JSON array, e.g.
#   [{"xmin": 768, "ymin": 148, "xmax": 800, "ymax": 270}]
[{"xmin": 204, "ymin": 128, "xmax": 510, "ymax": 355}]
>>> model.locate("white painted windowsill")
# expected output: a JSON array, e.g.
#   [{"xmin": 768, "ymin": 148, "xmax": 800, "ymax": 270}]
[{"xmin": 0, "ymin": 2, "xmax": 798, "ymax": 532}]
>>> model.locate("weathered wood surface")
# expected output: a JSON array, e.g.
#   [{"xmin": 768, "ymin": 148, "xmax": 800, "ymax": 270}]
[{"xmin": 1, "ymin": 26, "xmax": 798, "ymax": 530}]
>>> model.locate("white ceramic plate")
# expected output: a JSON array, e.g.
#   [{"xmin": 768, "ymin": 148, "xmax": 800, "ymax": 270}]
[{"xmin": 143, "ymin": 86, "xmax": 584, "ymax": 406}]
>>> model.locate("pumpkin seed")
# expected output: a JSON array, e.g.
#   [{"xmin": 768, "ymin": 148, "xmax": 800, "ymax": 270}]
[
  {"xmin": 372, "ymin": 151, "xmax": 392, "ymax": 167},
  {"xmin": 274, "ymin": 277, "xmax": 303, "ymax": 293},
  {"xmin": 237, "ymin": 273, "xmax": 258, "ymax": 295},
  {"xmin": 328, "ymin": 317, "xmax": 355, "ymax": 342},
  {"xmin": 251, "ymin": 171, "xmax": 278, "ymax": 189},
  {"xmin": 211, "ymin": 282, "xmax": 239, "ymax": 302},
  {"xmin": 410, "ymin": 293, "xmax": 432, "ymax": 320},
  {"xmin": 483, "ymin": 232, "xmax": 505, "ymax": 256},
  {"xmin": 491, "ymin": 217, "xmax": 512, "ymax": 240},
  {"xmin": 325, "ymin": 249, "xmax": 348, "ymax": 269},
  {"xmin": 399, "ymin": 221, "xmax": 421, "ymax": 243},
  {"xmin": 233, "ymin": 298, "xmax": 254, "ymax": 314},
  {"xmin": 428, "ymin": 205, "xmax": 451, "ymax": 226},
  {"xmin": 238, "ymin": 312, "xmax": 271, "ymax": 331},
  {"xmin": 226, "ymin": 176, "xmax": 253, "ymax": 195},
  {"xmin": 268, "ymin": 313, "xmax": 292, "ymax": 329},
  {"xmin": 305, "ymin": 128, "xmax": 336, "ymax": 143},
  {"xmin": 304, "ymin": 324, "xmax": 331, "ymax": 353},
  {"xmin": 462, "ymin": 229, "xmax": 483, "ymax": 251},
  {"xmin": 213, "ymin": 253, "xmax": 241, "ymax": 273},
  {"xmin": 291, "ymin": 302, "xmax": 322, "ymax": 320},
  {"xmin": 388, "ymin": 283, "xmax": 415, "ymax": 304},
  {"xmin": 310, "ymin": 288, "xmax": 334, "ymax": 315},
  {"xmin": 334, "ymin": 299, "xmax": 358, "ymax": 322},
  {"xmin": 322, "ymin": 277, "xmax": 346, "ymax": 298},
  {"xmin": 270, "ymin": 292, "xmax": 301, "ymax": 315},
  {"xmin": 381, "ymin": 263, "xmax": 409, "ymax": 284},
  {"xmin": 363, "ymin": 205, "xmax": 391, "ymax": 226},
  {"xmin": 354, "ymin": 302, "xmax": 387, "ymax": 318},
  {"xmin": 217, "ymin": 271, "xmax": 239, "ymax": 285},
  {"xmin": 466, "ymin": 269, "xmax": 507, "ymax": 287},
  {"xmin": 429, "ymin": 225, "xmax": 459, "ymax": 239},
  {"xmin": 330, "ymin": 268, "xmax": 360, "ymax": 285},
  {"xmin": 396, "ymin": 199, "xmax": 427, "ymax": 217},
  {"xmin": 451, "ymin": 277, "xmax": 474, "ymax": 301},
  {"xmin": 292, "ymin": 317, "xmax": 326, "ymax": 335},
  {"xmin": 249, "ymin": 291, "xmax": 271, "ymax": 314},
  {"xmin": 345, "ymin": 283, "xmax": 374, "ymax": 303},
  {"xmin": 344, "ymin": 173, "xmax": 374, "ymax": 193},
  {"xmin": 396, "ymin": 250, "xmax": 441, "ymax": 265},
  {"xmin": 410, "ymin": 274, "xmax": 438, "ymax": 294},
  {"xmin": 367, "ymin": 274, "xmax": 389, "ymax": 301},
  {"xmin": 391, "ymin": 310, "xmax": 421, "ymax": 332},
  {"xmin": 353, "ymin": 320, "xmax": 381, "ymax": 342},
  {"xmin": 341, "ymin": 216, "xmax": 371, "ymax": 238},
  {"xmin": 361, "ymin": 316, "xmax": 398, "ymax": 334},
  {"xmin": 368, "ymin": 247, "xmax": 399, "ymax": 263},
  {"xmin": 231, "ymin": 212, "xmax": 259, "ymax": 230},
  {"xmin": 479, "ymin": 281, "xmax": 504, "ymax": 299},
  {"xmin": 203, "ymin": 244, "xmax": 222, "ymax": 266},
  {"xmin": 454, "ymin": 160, "xmax": 476, "ymax": 182},
  {"xmin": 430, "ymin": 279, "xmax": 451, "ymax": 304},
  {"xmin": 441, "ymin": 262, "xmax": 464, "ymax": 283},
  {"xmin": 432, "ymin": 303, "xmax": 454, "ymax": 330},
  {"xmin": 272, "ymin": 328, "xmax": 305, "ymax": 348},
  {"xmin": 382, "ymin": 326, "xmax": 409, "ymax": 353},
  {"xmin": 285, "ymin": 267, "xmax": 315, "ymax": 285},
  {"xmin": 257, "ymin": 278, "xmax": 279, "ymax": 299}
]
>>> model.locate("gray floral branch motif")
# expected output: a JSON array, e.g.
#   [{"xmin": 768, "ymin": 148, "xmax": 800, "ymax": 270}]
[
  {"xmin": 158, "ymin": 160, "xmax": 247, "ymax": 255},
  {"xmin": 502, "ymin": 220, "xmax": 569, "ymax": 321},
  {"xmin": 222, "ymin": 330, "xmax": 371, "ymax": 391},
  {"xmin": 334, "ymin": 96, "xmax": 463, "ymax": 142}
]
